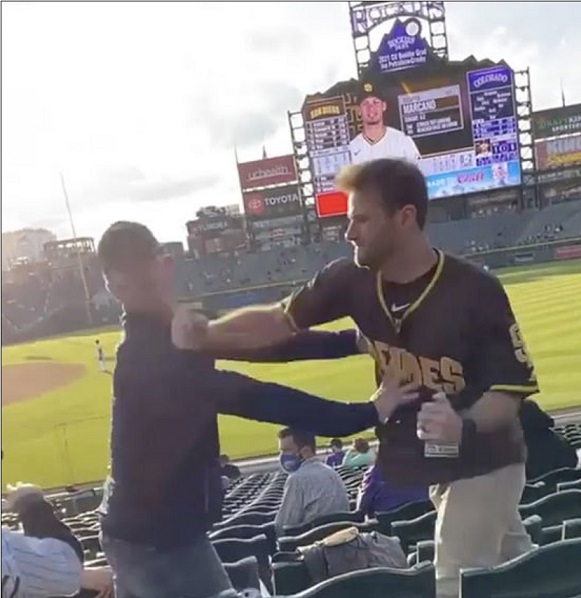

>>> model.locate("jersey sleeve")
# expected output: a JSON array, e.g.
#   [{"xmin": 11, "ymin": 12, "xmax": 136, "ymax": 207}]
[
  {"xmin": 472, "ymin": 276, "xmax": 539, "ymax": 396},
  {"xmin": 281, "ymin": 258, "xmax": 355, "ymax": 330}
]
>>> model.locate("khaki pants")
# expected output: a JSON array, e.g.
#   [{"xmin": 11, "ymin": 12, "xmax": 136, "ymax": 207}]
[{"xmin": 430, "ymin": 463, "xmax": 535, "ymax": 598}]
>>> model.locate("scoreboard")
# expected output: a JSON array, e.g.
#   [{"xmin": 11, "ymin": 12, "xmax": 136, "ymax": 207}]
[{"xmin": 304, "ymin": 96, "xmax": 352, "ymax": 194}]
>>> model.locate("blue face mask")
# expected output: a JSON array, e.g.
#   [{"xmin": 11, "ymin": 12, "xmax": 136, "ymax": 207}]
[{"xmin": 279, "ymin": 453, "xmax": 302, "ymax": 474}]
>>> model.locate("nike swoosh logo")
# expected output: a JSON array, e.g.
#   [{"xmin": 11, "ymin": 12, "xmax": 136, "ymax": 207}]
[{"xmin": 391, "ymin": 303, "xmax": 411, "ymax": 313}]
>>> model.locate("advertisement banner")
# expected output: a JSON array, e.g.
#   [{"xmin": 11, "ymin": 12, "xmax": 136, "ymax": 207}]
[
  {"xmin": 554, "ymin": 244, "xmax": 581, "ymax": 261},
  {"xmin": 237, "ymin": 155, "xmax": 297, "ymax": 191},
  {"xmin": 302, "ymin": 58, "xmax": 520, "ymax": 207},
  {"xmin": 243, "ymin": 184, "xmax": 302, "ymax": 220},
  {"xmin": 535, "ymin": 132, "xmax": 581, "ymax": 170},
  {"xmin": 532, "ymin": 104, "xmax": 581, "ymax": 140}
]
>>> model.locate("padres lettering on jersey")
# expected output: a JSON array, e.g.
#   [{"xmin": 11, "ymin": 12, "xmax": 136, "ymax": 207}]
[
  {"xmin": 369, "ymin": 342, "xmax": 466, "ymax": 396},
  {"xmin": 350, "ymin": 127, "xmax": 421, "ymax": 165}
]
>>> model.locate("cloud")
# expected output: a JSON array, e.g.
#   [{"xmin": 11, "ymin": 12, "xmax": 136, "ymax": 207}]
[{"xmin": 2, "ymin": 2, "xmax": 581, "ymax": 243}]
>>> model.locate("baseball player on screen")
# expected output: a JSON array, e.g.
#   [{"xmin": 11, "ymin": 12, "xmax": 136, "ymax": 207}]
[{"xmin": 350, "ymin": 81, "xmax": 421, "ymax": 165}]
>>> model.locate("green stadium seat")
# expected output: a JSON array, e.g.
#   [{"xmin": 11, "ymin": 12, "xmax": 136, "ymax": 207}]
[
  {"xmin": 558, "ymin": 478, "xmax": 581, "ymax": 492},
  {"xmin": 519, "ymin": 490, "xmax": 581, "ymax": 526},
  {"xmin": 460, "ymin": 538, "xmax": 581, "ymax": 598},
  {"xmin": 529, "ymin": 468, "xmax": 581, "ymax": 490},
  {"xmin": 562, "ymin": 518, "xmax": 581, "ymax": 540},
  {"xmin": 283, "ymin": 511, "xmax": 364, "ymax": 537},
  {"xmin": 272, "ymin": 559, "xmax": 312, "ymax": 595},
  {"xmin": 278, "ymin": 519, "xmax": 379, "ymax": 552},
  {"xmin": 521, "ymin": 481, "xmax": 549, "ymax": 503},
  {"xmin": 291, "ymin": 562, "xmax": 436, "ymax": 598},
  {"xmin": 223, "ymin": 556, "xmax": 261, "ymax": 593},
  {"xmin": 375, "ymin": 500, "xmax": 433, "ymax": 535},
  {"xmin": 209, "ymin": 522, "xmax": 277, "ymax": 555},
  {"xmin": 390, "ymin": 510, "xmax": 437, "ymax": 552}
]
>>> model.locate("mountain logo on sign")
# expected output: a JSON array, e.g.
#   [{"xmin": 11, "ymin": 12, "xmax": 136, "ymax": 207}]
[{"xmin": 372, "ymin": 18, "xmax": 431, "ymax": 74}]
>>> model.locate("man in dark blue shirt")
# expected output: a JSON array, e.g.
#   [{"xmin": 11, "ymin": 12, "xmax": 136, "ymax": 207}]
[{"xmin": 96, "ymin": 221, "xmax": 418, "ymax": 598}]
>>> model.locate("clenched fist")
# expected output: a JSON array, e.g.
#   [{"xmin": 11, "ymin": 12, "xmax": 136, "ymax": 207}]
[
  {"xmin": 171, "ymin": 306, "xmax": 209, "ymax": 351},
  {"xmin": 417, "ymin": 392, "xmax": 463, "ymax": 443},
  {"xmin": 371, "ymin": 377, "xmax": 420, "ymax": 424}
]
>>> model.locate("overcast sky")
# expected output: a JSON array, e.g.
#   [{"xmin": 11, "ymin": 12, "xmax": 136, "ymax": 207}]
[{"xmin": 2, "ymin": 1, "xmax": 581, "ymax": 243}]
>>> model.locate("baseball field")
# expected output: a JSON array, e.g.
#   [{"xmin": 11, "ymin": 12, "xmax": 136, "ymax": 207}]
[{"xmin": 2, "ymin": 258, "xmax": 581, "ymax": 490}]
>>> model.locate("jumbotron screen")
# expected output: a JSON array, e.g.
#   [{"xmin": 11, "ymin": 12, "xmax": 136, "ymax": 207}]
[{"xmin": 303, "ymin": 59, "xmax": 521, "ymax": 214}]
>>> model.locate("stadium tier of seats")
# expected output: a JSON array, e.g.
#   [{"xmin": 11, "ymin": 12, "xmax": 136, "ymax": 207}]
[
  {"xmin": 2, "ymin": 199, "xmax": 581, "ymax": 342},
  {"xmin": 3, "ymin": 423, "xmax": 580, "ymax": 597}
]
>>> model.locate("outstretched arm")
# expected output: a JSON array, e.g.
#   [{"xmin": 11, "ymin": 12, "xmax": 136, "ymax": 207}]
[{"xmin": 216, "ymin": 329, "xmax": 362, "ymax": 363}]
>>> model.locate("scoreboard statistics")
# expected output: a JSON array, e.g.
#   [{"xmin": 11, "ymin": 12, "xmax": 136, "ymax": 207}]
[
  {"xmin": 303, "ymin": 60, "xmax": 522, "ymax": 209},
  {"xmin": 304, "ymin": 96, "xmax": 352, "ymax": 194}
]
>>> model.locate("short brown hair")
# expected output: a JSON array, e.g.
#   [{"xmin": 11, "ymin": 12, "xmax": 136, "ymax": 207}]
[
  {"xmin": 278, "ymin": 428, "xmax": 316, "ymax": 452},
  {"xmin": 354, "ymin": 438, "xmax": 370, "ymax": 453},
  {"xmin": 97, "ymin": 221, "xmax": 160, "ymax": 275},
  {"xmin": 336, "ymin": 159, "xmax": 428, "ymax": 229}
]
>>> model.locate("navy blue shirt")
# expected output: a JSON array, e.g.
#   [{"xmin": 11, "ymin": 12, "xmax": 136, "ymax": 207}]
[{"xmin": 99, "ymin": 314, "xmax": 375, "ymax": 548}]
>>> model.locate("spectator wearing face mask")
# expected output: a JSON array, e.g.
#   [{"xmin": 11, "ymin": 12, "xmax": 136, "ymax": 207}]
[{"xmin": 274, "ymin": 428, "xmax": 349, "ymax": 536}]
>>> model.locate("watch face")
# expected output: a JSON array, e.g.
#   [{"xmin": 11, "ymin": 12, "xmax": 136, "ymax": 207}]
[{"xmin": 405, "ymin": 19, "xmax": 421, "ymax": 37}]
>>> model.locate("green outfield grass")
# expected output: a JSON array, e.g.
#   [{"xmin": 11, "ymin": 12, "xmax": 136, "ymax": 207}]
[{"xmin": 2, "ymin": 258, "xmax": 581, "ymax": 489}]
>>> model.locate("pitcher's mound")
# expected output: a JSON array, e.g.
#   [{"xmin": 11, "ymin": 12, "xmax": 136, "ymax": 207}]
[{"xmin": 1, "ymin": 363, "xmax": 86, "ymax": 406}]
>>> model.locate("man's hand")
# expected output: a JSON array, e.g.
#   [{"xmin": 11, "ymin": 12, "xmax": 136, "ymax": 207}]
[
  {"xmin": 171, "ymin": 306, "xmax": 209, "ymax": 350},
  {"xmin": 417, "ymin": 392, "xmax": 463, "ymax": 443},
  {"xmin": 372, "ymin": 378, "xmax": 420, "ymax": 424},
  {"xmin": 5, "ymin": 482, "xmax": 43, "ymax": 511}
]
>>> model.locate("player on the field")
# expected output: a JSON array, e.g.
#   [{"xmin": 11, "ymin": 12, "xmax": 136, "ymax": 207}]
[
  {"xmin": 349, "ymin": 82, "xmax": 420, "ymax": 166},
  {"xmin": 197, "ymin": 158, "xmax": 539, "ymax": 598},
  {"xmin": 95, "ymin": 339, "xmax": 105, "ymax": 372}
]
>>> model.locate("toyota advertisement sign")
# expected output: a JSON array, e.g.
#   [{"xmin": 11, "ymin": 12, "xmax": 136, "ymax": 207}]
[
  {"xmin": 237, "ymin": 155, "xmax": 298, "ymax": 191},
  {"xmin": 243, "ymin": 185, "xmax": 302, "ymax": 220}
]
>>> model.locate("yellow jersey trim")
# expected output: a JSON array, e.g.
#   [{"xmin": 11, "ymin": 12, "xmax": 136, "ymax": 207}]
[
  {"xmin": 489, "ymin": 384, "xmax": 540, "ymax": 394},
  {"xmin": 281, "ymin": 301, "xmax": 300, "ymax": 332},
  {"xmin": 375, "ymin": 249, "xmax": 445, "ymax": 333}
]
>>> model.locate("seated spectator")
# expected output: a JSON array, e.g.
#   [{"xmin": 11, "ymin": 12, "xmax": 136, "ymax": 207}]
[
  {"xmin": 343, "ymin": 438, "xmax": 376, "ymax": 469},
  {"xmin": 520, "ymin": 399, "xmax": 578, "ymax": 479},
  {"xmin": 356, "ymin": 464, "xmax": 428, "ymax": 518},
  {"xmin": 325, "ymin": 438, "xmax": 345, "ymax": 468},
  {"xmin": 275, "ymin": 428, "xmax": 349, "ymax": 536},
  {"xmin": 1, "ymin": 482, "xmax": 83, "ymax": 598},
  {"xmin": 219, "ymin": 454, "xmax": 241, "ymax": 481}
]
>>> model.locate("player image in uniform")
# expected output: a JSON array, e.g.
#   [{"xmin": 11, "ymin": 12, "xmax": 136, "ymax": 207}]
[
  {"xmin": 95, "ymin": 339, "xmax": 105, "ymax": 372},
  {"xmin": 197, "ymin": 159, "xmax": 539, "ymax": 598},
  {"xmin": 349, "ymin": 82, "xmax": 421, "ymax": 166}
]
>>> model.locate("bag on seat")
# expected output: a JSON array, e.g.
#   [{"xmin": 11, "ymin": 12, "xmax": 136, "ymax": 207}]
[{"xmin": 298, "ymin": 526, "xmax": 406, "ymax": 584}]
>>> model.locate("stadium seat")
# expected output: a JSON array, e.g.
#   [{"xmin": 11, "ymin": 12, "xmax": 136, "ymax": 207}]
[
  {"xmin": 529, "ymin": 467, "xmax": 581, "ymax": 490},
  {"xmin": 210, "ymin": 522, "xmax": 277, "ymax": 555},
  {"xmin": 390, "ymin": 510, "xmax": 437, "ymax": 552},
  {"xmin": 223, "ymin": 556, "xmax": 261, "ymax": 593},
  {"xmin": 460, "ymin": 538, "xmax": 581, "ymax": 598},
  {"xmin": 519, "ymin": 490, "xmax": 581, "ymax": 526},
  {"xmin": 283, "ymin": 511, "xmax": 364, "ymax": 537},
  {"xmin": 558, "ymin": 478, "xmax": 581, "ymax": 492},
  {"xmin": 278, "ymin": 519, "xmax": 379, "ymax": 552},
  {"xmin": 291, "ymin": 562, "xmax": 436, "ymax": 598},
  {"xmin": 562, "ymin": 518, "xmax": 581, "ymax": 540},
  {"xmin": 272, "ymin": 559, "xmax": 312, "ymax": 595},
  {"xmin": 375, "ymin": 500, "xmax": 433, "ymax": 535}
]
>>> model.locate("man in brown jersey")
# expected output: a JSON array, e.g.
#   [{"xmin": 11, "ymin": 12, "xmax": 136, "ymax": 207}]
[{"xmin": 185, "ymin": 159, "xmax": 538, "ymax": 597}]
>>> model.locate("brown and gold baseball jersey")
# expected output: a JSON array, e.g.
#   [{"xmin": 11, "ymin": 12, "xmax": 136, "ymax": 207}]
[{"xmin": 282, "ymin": 250, "xmax": 539, "ymax": 487}]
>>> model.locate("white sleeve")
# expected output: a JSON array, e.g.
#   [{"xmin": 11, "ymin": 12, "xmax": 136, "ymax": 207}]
[
  {"xmin": 406, "ymin": 136, "xmax": 421, "ymax": 163},
  {"xmin": 2, "ymin": 529, "xmax": 82, "ymax": 598}
]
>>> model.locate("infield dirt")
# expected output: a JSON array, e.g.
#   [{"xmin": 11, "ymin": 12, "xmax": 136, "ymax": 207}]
[{"xmin": 1, "ymin": 363, "xmax": 85, "ymax": 406}]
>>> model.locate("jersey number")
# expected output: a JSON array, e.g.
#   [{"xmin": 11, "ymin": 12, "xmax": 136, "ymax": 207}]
[{"xmin": 509, "ymin": 322, "xmax": 533, "ymax": 369}]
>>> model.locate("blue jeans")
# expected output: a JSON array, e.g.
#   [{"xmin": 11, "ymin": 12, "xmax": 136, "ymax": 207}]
[{"xmin": 101, "ymin": 533, "xmax": 233, "ymax": 598}]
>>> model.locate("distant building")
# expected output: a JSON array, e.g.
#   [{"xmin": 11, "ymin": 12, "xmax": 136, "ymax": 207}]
[{"xmin": 1, "ymin": 228, "xmax": 57, "ymax": 271}]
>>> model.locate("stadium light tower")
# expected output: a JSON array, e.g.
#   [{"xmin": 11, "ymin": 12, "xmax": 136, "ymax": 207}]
[{"xmin": 60, "ymin": 173, "xmax": 93, "ymax": 326}]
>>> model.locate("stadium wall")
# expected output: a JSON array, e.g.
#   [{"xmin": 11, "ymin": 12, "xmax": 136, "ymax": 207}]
[{"xmin": 195, "ymin": 238, "xmax": 581, "ymax": 311}]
